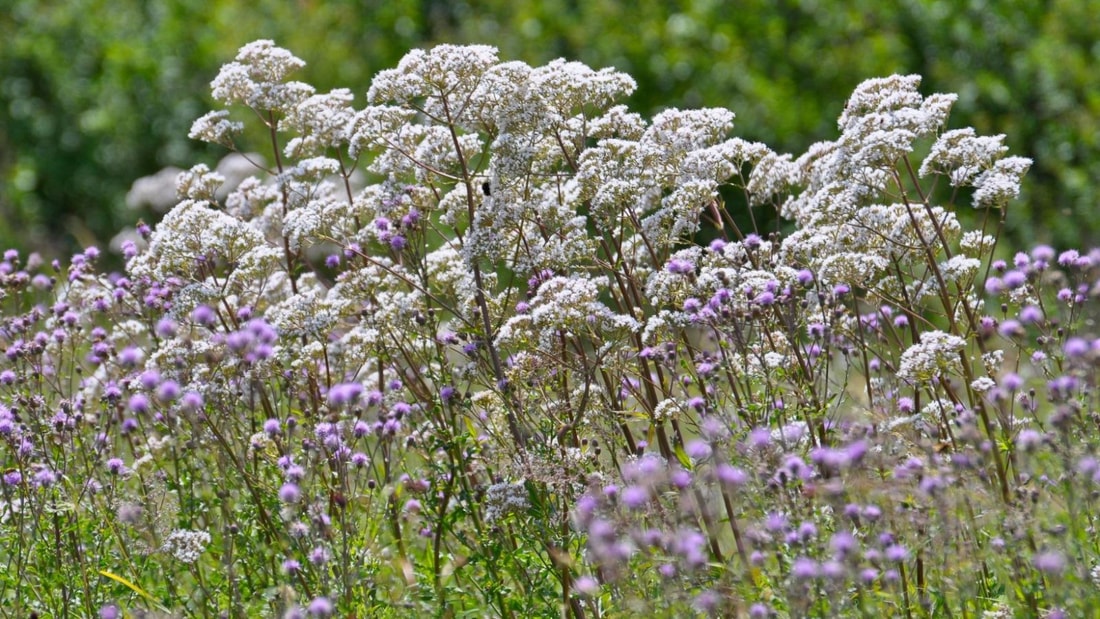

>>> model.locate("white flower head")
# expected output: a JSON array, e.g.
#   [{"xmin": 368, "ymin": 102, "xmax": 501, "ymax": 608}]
[
  {"xmin": 898, "ymin": 330, "xmax": 967, "ymax": 381},
  {"xmin": 210, "ymin": 40, "xmax": 314, "ymax": 112},
  {"xmin": 189, "ymin": 110, "xmax": 244, "ymax": 147},
  {"xmin": 176, "ymin": 164, "xmax": 225, "ymax": 202},
  {"xmin": 161, "ymin": 528, "xmax": 212, "ymax": 564}
]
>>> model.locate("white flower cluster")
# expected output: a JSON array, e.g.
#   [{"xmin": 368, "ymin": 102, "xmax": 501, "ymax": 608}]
[
  {"xmin": 497, "ymin": 275, "xmax": 639, "ymax": 350},
  {"xmin": 897, "ymin": 330, "xmax": 967, "ymax": 381},
  {"xmin": 210, "ymin": 39, "xmax": 313, "ymax": 113},
  {"xmin": 484, "ymin": 481, "xmax": 530, "ymax": 523},
  {"xmin": 113, "ymin": 41, "xmax": 1038, "ymax": 504},
  {"xmin": 161, "ymin": 528, "xmax": 212, "ymax": 564}
]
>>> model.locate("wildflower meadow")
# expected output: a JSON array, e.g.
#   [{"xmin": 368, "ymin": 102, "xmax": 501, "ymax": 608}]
[{"xmin": 3, "ymin": 40, "xmax": 1099, "ymax": 618}]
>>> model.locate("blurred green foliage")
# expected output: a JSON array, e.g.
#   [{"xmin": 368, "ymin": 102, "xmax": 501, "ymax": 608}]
[{"xmin": 2, "ymin": 0, "xmax": 1098, "ymax": 256}]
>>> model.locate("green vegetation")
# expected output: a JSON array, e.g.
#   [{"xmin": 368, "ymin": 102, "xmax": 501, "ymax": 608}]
[{"xmin": 2, "ymin": 1, "xmax": 1099, "ymax": 255}]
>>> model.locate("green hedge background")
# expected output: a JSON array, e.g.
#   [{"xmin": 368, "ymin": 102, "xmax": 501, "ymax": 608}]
[{"xmin": 2, "ymin": 0, "xmax": 1097, "ymax": 256}]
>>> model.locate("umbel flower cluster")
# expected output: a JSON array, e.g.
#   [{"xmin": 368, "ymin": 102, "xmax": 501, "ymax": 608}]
[{"xmin": 6, "ymin": 39, "xmax": 1100, "ymax": 618}]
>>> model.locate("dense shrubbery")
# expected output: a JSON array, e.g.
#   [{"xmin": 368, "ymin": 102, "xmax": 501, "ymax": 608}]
[
  {"xmin": 2, "ymin": 1, "xmax": 1099, "ymax": 254},
  {"xmin": 2, "ymin": 41, "xmax": 1099, "ymax": 618}
]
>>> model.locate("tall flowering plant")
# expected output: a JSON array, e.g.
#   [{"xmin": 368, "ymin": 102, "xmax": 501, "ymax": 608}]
[{"xmin": 4, "ymin": 40, "xmax": 1098, "ymax": 618}]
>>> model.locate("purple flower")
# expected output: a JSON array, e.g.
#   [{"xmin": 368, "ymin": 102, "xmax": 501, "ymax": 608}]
[
  {"xmin": 684, "ymin": 439, "xmax": 712, "ymax": 461},
  {"xmin": 621, "ymin": 486, "xmax": 649, "ymax": 509},
  {"xmin": 831, "ymin": 530, "xmax": 857, "ymax": 558},
  {"xmin": 308, "ymin": 546, "xmax": 331, "ymax": 565},
  {"xmin": 716, "ymin": 464, "xmax": 748, "ymax": 487},
  {"xmin": 764, "ymin": 512, "xmax": 788, "ymax": 533},
  {"xmin": 106, "ymin": 458, "xmax": 125, "ymax": 475},
  {"xmin": 34, "ymin": 468, "xmax": 58, "ymax": 487},
  {"xmin": 790, "ymin": 556, "xmax": 819, "ymax": 581},
  {"xmin": 99, "ymin": 604, "xmax": 120, "ymax": 619},
  {"xmin": 1018, "ymin": 305, "xmax": 1043, "ymax": 323},
  {"xmin": 1015, "ymin": 429, "xmax": 1043, "ymax": 452},
  {"xmin": 155, "ymin": 380, "xmax": 180, "ymax": 403},
  {"xmin": 1064, "ymin": 337, "xmax": 1090, "ymax": 358},
  {"xmin": 755, "ymin": 291, "xmax": 776, "ymax": 305},
  {"xmin": 264, "ymin": 418, "xmax": 281, "ymax": 436},
  {"xmin": 885, "ymin": 544, "xmax": 909, "ymax": 562},
  {"xmin": 821, "ymin": 559, "xmax": 846, "ymax": 580},
  {"xmin": 181, "ymin": 391, "xmax": 204, "ymax": 412},
  {"xmin": 279, "ymin": 483, "xmax": 301, "ymax": 504},
  {"xmin": 118, "ymin": 346, "xmax": 143, "ymax": 368},
  {"xmin": 1032, "ymin": 550, "xmax": 1066, "ymax": 575},
  {"xmin": 666, "ymin": 258, "xmax": 695, "ymax": 275},
  {"xmin": 574, "ymin": 575, "xmax": 599, "ymax": 595},
  {"xmin": 1001, "ymin": 373, "xmax": 1023, "ymax": 391},
  {"xmin": 327, "ymin": 382, "xmax": 363, "ymax": 406},
  {"xmin": 282, "ymin": 559, "xmax": 301, "ymax": 574},
  {"xmin": 998, "ymin": 319, "xmax": 1024, "ymax": 338},
  {"xmin": 307, "ymin": 596, "xmax": 334, "ymax": 617},
  {"xmin": 1002, "ymin": 270, "xmax": 1027, "ymax": 289},
  {"xmin": 191, "ymin": 304, "xmax": 217, "ymax": 326},
  {"xmin": 128, "ymin": 394, "xmax": 150, "ymax": 415},
  {"xmin": 669, "ymin": 468, "xmax": 692, "ymax": 488}
]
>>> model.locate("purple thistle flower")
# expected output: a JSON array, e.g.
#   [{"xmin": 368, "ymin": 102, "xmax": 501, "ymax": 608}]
[
  {"xmin": 885, "ymin": 544, "xmax": 909, "ymax": 562},
  {"xmin": 831, "ymin": 530, "xmax": 857, "ymax": 558},
  {"xmin": 191, "ymin": 304, "xmax": 217, "ymax": 326},
  {"xmin": 279, "ymin": 483, "xmax": 301, "ymax": 504},
  {"xmin": 790, "ymin": 556, "xmax": 819, "ymax": 581},
  {"xmin": 621, "ymin": 486, "xmax": 649, "ymax": 509},
  {"xmin": 307, "ymin": 596, "xmax": 334, "ymax": 617},
  {"xmin": 749, "ymin": 603, "xmax": 771, "ymax": 618},
  {"xmin": 1018, "ymin": 305, "xmax": 1043, "ymax": 323},
  {"xmin": 685, "ymin": 439, "xmax": 712, "ymax": 461},
  {"xmin": 716, "ymin": 464, "xmax": 748, "ymax": 487},
  {"xmin": 573, "ymin": 575, "xmax": 599, "ymax": 595},
  {"xmin": 181, "ymin": 391, "xmax": 203, "ymax": 412},
  {"xmin": 998, "ymin": 319, "xmax": 1024, "ymax": 338},
  {"xmin": 34, "ymin": 468, "xmax": 58, "ymax": 487},
  {"xmin": 106, "ymin": 458, "xmax": 125, "ymax": 475},
  {"xmin": 669, "ymin": 468, "xmax": 692, "ymax": 489},
  {"xmin": 666, "ymin": 258, "xmax": 695, "ymax": 274},
  {"xmin": 1033, "ymin": 550, "xmax": 1065, "ymax": 575},
  {"xmin": 155, "ymin": 380, "xmax": 180, "ymax": 403},
  {"xmin": 327, "ymin": 382, "xmax": 363, "ymax": 407},
  {"xmin": 821, "ymin": 559, "xmax": 846, "ymax": 580},
  {"xmin": 128, "ymin": 394, "xmax": 150, "ymax": 415},
  {"xmin": 1015, "ymin": 429, "xmax": 1043, "ymax": 452},
  {"xmin": 118, "ymin": 346, "xmax": 143, "ymax": 368},
  {"xmin": 1064, "ymin": 337, "xmax": 1090, "ymax": 358}
]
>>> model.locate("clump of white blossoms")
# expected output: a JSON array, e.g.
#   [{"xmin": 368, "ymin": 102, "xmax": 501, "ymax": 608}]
[
  {"xmin": 123, "ymin": 39, "xmax": 1032, "ymax": 494},
  {"xmin": 897, "ymin": 330, "xmax": 967, "ymax": 381},
  {"xmin": 161, "ymin": 528, "xmax": 212, "ymax": 564}
]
